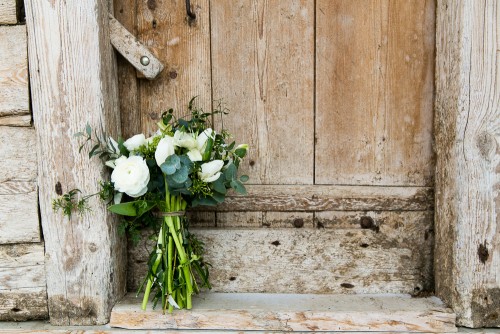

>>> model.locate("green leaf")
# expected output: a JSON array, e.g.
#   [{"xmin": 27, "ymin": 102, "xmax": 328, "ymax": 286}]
[
  {"xmin": 85, "ymin": 123, "xmax": 92, "ymax": 137},
  {"xmin": 160, "ymin": 163, "xmax": 177, "ymax": 175},
  {"xmin": 212, "ymin": 192, "xmax": 225, "ymax": 203},
  {"xmin": 108, "ymin": 202, "xmax": 138, "ymax": 216},
  {"xmin": 107, "ymin": 200, "xmax": 156, "ymax": 217},
  {"xmin": 234, "ymin": 147, "xmax": 247, "ymax": 159},
  {"xmin": 231, "ymin": 180, "xmax": 247, "ymax": 195},
  {"xmin": 211, "ymin": 177, "xmax": 227, "ymax": 194},
  {"xmin": 171, "ymin": 166, "xmax": 189, "ymax": 184},
  {"xmin": 240, "ymin": 175, "xmax": 249, "ymax": 182},
  {"xmin": 74, "ymin": 132, "xmax": 84, "ymax": 137},
  {"xmin": 202, "ymin": 138, "xmax": 214, "ymax": 161},
  {"xmin": 224, "ymin": 163, "xmax": 237, "ymax": 181},
  {"xmin": 89, "ymin": 144, "xmax": 100, "ymax": 158}
]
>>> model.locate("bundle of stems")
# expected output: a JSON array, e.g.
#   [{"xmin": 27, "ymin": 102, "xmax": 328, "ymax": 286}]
[{"xmin": 139, "ymin": 178, "xmax": 207, "ymax": 313}]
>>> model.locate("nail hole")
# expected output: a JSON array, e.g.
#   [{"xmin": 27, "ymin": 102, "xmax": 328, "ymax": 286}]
[
  {"xmin": 229, "ymin": 276, "xmax": 236, "ymax": 281},
  {"xmin": 340, "ymin": 283, "xmax": 354, "ymax": 289},
  {"xmin": 360, "ymin": 243, "xmax": 369, "ymax": 248},
  {"xmin": 271, "ymin": 240, "xmax": 280, "ymax": 246}
]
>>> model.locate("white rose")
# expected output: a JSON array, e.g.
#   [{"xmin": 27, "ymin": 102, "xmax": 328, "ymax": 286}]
[
  {"xmin": 155, "ymin": 136, "xmax": 176, "ymax": 167},
  {"xmin": 124, "ymin": 134, "xmax": 146, "ymax": 151},
  {"xmin": 174, "ymin": 130, "xmax": 197, "ymax": 149},
  {"xmin": 199, "ymin": 160, "xmax": 224, "ymax": 183},
  {"xmin": 111, "ymin": 155, "xmax": 150, "ymax": 197}
]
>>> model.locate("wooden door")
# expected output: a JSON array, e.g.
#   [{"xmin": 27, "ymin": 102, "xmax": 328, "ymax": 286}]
[{"xmin": 116, "ymin": 0, "xmax": 436, "ymax": 294}]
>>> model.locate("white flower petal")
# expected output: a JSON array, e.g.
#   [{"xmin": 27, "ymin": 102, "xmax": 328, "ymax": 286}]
[
  {"xmin": 111, "ymin": 155, "xmax": 150, "ymax": 198},
  {"xmin": 187, "ymin": 149, "xmax": 202, "ymax": 162},
  {"xmin": 203, "ymin": 172, "xmax": 221, "ymax": 183},
  {"xmin": 155, "ymin": 136, "xmax": 176, "ymax": 167},
  {"xmin": 124, "ymin": 134, "xmax": 146, "ymax": 151}
]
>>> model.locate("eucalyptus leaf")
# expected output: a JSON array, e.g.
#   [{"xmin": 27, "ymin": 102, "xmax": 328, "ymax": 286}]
[
  {"xmin": 211, "ymin": 177, "xmax": 227, "ymax": 194},
  {"xmin": 240, "ymin": 175, "xmax": 249, "ymax": 182}
]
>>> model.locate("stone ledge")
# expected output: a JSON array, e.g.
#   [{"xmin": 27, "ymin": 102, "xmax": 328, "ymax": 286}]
[{"xmin": 110, "ymin": 293, "xmax": 456, "ymax": 332}]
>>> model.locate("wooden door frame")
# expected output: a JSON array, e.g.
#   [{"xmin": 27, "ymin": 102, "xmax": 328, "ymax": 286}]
[{"xmin": 25, "ymin": 0, "xmax": 498, "ymax": 327}]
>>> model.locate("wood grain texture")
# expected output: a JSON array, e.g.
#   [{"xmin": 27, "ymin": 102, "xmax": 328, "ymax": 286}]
[
  {"xmin": 316, "ymin": 0, "xmax": 435, "ymax": 186},
  {"xmin": 195, "ymin": 185, "xmax": 434, "ymax": 212},
  {"xmin": 109, "ymin": 14, "xmax": 164, "ymax": 80},
  {"xmin": 0, "ymin": 181, "xmax": 39, "ymax": 244},
  {"xmin": 111, "ymin": 292, "xmax": 456, "ymax": 332},
  {"xmin": 0, "ymin": 0, "xmax": 16, "ymax": 24},
  {"xmin": 113, "ymin": 0, "xmax": 140, "ymax": 139},
  {"xmin": 0, "ymin": 126, "xmax": 37, "ymax": 182},
  {"xmin": 128, "ymin": 211, "xmax": 433, "ymax": 294},
  {"xmin": 211, "ymin": 0, "xmax": 314, "ymax": 185},
  {"xmin": 0, "ymin": 287, "xmax": 48, "ymax": 321},
  {"xmin": 0, "ymin": 25, "xmax": 30, "ymax": 126},
  {"xmin": 435, "ymin": 0, "xmax": 500, "ymax": 328},
  {"xmin": 25, "ymin": 0, "xmax": 127, "ymax": 325},
  {"xmin": 0, "ymin": 243, "xmax": 45, "ymax": 291},
  {"xmin": 136, "ymin": 0, "xmax": 212, "ymax": 136}
]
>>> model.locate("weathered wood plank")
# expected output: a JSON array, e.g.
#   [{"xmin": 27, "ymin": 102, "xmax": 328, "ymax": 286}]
[
  {"xmin": 111, "ymin": 292, "xmax": 456, "ymax": 333},
  {"xmin": 0, "ymin": 126, "xmax": 37, "ymax": 182},
  {"xmin": 25, "ymin": 0, "xmax": 127, "ymax": 325},
  {"xmin": 0, "ymin": 181, "xmax": 39, "ymax": 244},
  {"xmin": 217, "ymin": 211, "xmax": 314, "ymax": 228},
  {"xmin": 128, "ymin": 211, "xmax": 433, "ymax": 294},
  {"xmin": 0, "ymin": 0, "xmax": 16, "ymax": 24},
  {"xmin": 113, "ymin": 0, "xmax": 140, "ymax": 139},
  {"xmin": 0, "ymin": 287, "xmax": 48, "ymax": 321},
  {"xmin": 435, "ymin": 0, "xmax": 500, "ymax": 328},
  {"xmin": 0, "ymin": 243, "xmax": 45, "ymax": 291},
  {"xmin": 0, "ymin": 25, "xmax": 30, "ymax": 126},
  {"xmin": 211, "ymin": 0, "xmax": 314, "ymax": 185},
  {"xmin": 136, "ymin": 0, "xmax": 212, "ymax": 136},
  {"xmin": 315, "ymin": 0, "xmax": 435, "ymax": 186},
  {"xmin": 195, "ymin": 185, "xmax": 434, "ymax": 211},
  {"xmin": 109, "ymin": 14, "xmax": 164, "ymax": 80}
]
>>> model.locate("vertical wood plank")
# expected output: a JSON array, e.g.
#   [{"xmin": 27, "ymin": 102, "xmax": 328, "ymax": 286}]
[
  {"xmin": 435, "ymin": 0, "xmax": 500, "ymax": 327},
  {"xmin": 114, "ymin": 0, "xmax": 140, "ymax": 139},
  {"xmin": 316, "ymin": 0, "xmax": 435, "ymax": 186},
  {"xmin": 25, "ymin": 0, "xmax": 127, "ymax": 325},
  {"xmin": 211, "ymin": 0, "xmax": 314, "ymax": 185},
  {"xmin": 136, "ymin": 0, "xmax": 212, "ymax": 136}
]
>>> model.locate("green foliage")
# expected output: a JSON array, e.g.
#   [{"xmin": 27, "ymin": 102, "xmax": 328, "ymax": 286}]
[{"xmin": 52, "ymin": 189, "xmax": 90, "ymax": 219}]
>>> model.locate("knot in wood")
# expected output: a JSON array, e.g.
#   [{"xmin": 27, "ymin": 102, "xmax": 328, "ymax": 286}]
[{"xmin": 293, "ymin": 218, "xmax": 304, "ymax": 228}]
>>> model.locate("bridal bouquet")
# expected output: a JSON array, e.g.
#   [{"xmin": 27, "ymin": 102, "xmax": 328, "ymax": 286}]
[{"xmin": 55, "ymin": 99, "xmax": 248, "ymax": 313}]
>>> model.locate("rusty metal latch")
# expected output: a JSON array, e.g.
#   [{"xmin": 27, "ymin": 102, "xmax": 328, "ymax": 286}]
[{"xmin": 108, "ymin": 13, "xmax": 164, "ymax": 80}]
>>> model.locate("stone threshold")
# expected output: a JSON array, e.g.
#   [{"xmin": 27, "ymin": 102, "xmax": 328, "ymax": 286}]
[{"xmin": 108, "ymin": 292, "xmax": 456, "ymax": 332}]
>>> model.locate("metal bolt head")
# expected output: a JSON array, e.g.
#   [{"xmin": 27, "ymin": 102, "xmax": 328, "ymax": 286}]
[{"xmin": 140, "ymin": 56, "xmax": 150, "ymax": 66}]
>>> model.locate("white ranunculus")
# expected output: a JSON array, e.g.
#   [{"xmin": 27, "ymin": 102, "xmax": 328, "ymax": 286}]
[
  {"xmin": 155, "ymin": 136, "xmax": 176, "ymax": 166},
  {"xmin": 124, "ymin": 134, "xmax": 146, "ymax": 152},
  {"xmin": 199, "ymin": 160, "xmax": 224, "ymax": 183},
  {"xmin": 174, "ymin": 130, "xmax": 197, "ymax": 149},
  {"xmin": 111, "ymin": 155, "xmax": 150, "ymax": 197}
]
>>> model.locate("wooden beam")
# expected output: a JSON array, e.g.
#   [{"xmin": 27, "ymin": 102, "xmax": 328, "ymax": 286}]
[
  {"xmin": 435, "ymin": 0, "xmax": 500, "ymax": 327},
  {"xmin": 0, "ymin": 25, "xmax": 30, "ymax": 126},
  {"xmin": 108, "ymin": 14, "xmax": 164, "ymax": 80},
  {"xmin": 25, "ymin": 1, "xmax": 126, "ymax": 325},
  {"xmin": 129, "ymin": 211, "xmax": 434, "ymax": 295},
  {"xmin": 0, "ymin": 127, "xmax": 37, "ymax": 182},
  {"xmin": 195, "ymin": 185, "xmax": 433, "ymax": 212},
  {"xmin": 110, "ymin": 293, "xmax": 456, "ymax": 332}
]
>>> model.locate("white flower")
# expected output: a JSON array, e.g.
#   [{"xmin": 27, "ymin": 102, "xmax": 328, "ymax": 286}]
[
  {"xmin": 105, "ymin": 155, "xmax": 126, "ymax": 169},
  {"xmin": 174, "ymin": 130, "xmax": 197, "ymax": 149},
  {"xmin": 187, "ymin": 149, "xmax": 202, "ymax": 162},
  {"xmin": 124, "ymin": 134, "xmax": 146, "ymax": 152},
  {"xmin": 196, "ymin": 128, "xmax": 214, "ymax": 151},
  {"xmin": 155, "ymin": 136, "xmax": 176, "ymax": 166},
  {"xmin": 199, "ymin": 160, "xmax": 224, "ymax": 183},
  {"xmin": 111, "ymin": 155, "xmax": 150, "ymax": 197}
]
